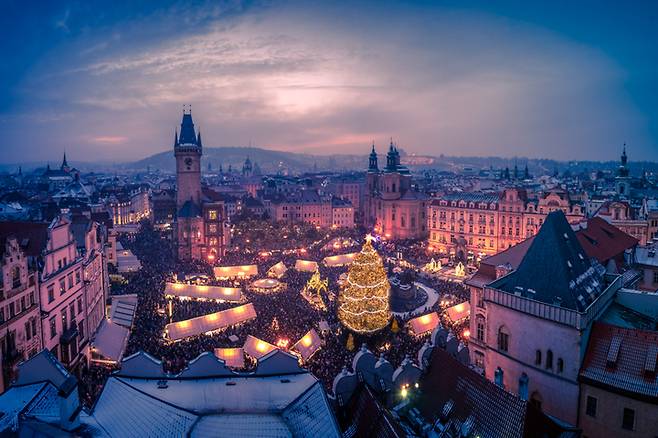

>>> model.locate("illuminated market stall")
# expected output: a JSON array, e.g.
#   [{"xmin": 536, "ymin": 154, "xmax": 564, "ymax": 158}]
[
  {"xmin": 267, "ymin": 261, "xmax": 287, "ymax": 278},
  {"xmin": 446, "ymin": 301, "xmax": 471, "ymax": 323},
  {"xmin": 214, "ymin": 347, "xmax": 245, "ymax": 368},
  {"xmin": 295, "ymin": 260, "xmax": 319, "ymax": 272},
  {"xmin": 213, "ymin": 265, "xmax": 258, "ymax": 280},
  {"xmin": 249, "ymin": 278, "xmax": 285, "ymax": 293},
  {"xmin": 407, "ymin": 312, "xmax": 440, "ymax": 336},
  {"xmin": 165, "ymin": 303, "xmax": 257, "ymax": 341},
  {"xmin": 164, "ymin": 282, "xmax": 242, "ymax": 302},
  {"xmin": 243, "ymin": 335, "xmax": 278, "ymax": 359},
  {"xmin": 292, "ymin": 329, "xmax": 322, "ymax": 361},
  {"xmin": 322, "ymin": 253, "xmax": 357, "ymax": 267}
]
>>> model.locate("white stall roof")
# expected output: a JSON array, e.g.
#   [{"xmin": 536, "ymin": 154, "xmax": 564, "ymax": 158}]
[
  {"xmin": 243, "ymin": 335, "xmax": 278, "ymax": 359},
  {"xmin": 92, "ymin": 319, "xmax": 130, "ymax": 363},
  {"xmin": 322, "ymin": 253, "xmax": 357, "ymax": 267},
  {"xmin": 294, "ymin": 260, "xmax": 318, "ymax": 272},
  {"xmin": 214, "ymin": 348, "xmax": 245, "ymax": 369},
  {"xmin": 164, "ymin": 282, "xmax": 242, "ymax": 302},
  {"xmin": 408, "ymin": 312, "xmax": 440, "ymax": 336},
  {"xmin": 214, "ymin": 265, "xmax": 258, "ymax": 279},
  {"xmin": 267, "ymin": 261, "xmax": 287, "ymax": 278},
  {"xmin": 292, "ymin": 329, "xmax": 322, "ymax": 361},
  {"xmin": 165, "ymin": 303, "xmax": 257, "ymax": 341},
  {"xmin": 110, "ymin": 294, "xmax": 138, "ymax": 328},
  {"xmin": 446, "ymin": 301, "xmax": 471, "ymax": 322}
]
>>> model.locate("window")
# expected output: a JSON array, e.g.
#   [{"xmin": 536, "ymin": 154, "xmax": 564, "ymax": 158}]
[
  {"xmin": 48, "ymin": 285, "xmax": 55, "ymax": 303},
  {"xmin": 49, "ymin": 317, "xmax": 57, "ymax": 339},
  {"xmin": 474, "ymin": 351, "xmax": 484, "ymax": 369},
  {"xmin": 25, "ymin": 321, "xmax": 32, "ymax": 340},
  {"xmin": 59, "ymin": 278, "xmax": 66, "ymax": 295},
  {"xmin": 62, "ymin": 311, "xmax": 68, "ymax": 331},
  {"xmin": 12, "ymin": 266, "xmax": 20, "ymax": 288},
  {"xmin": 546, "ymin": 350, "xmax": 553, "ymax": 369},
  {"xmin": 494, "ymin": 367, "xmax": 504, "ymax": 387},
  {"xmin": 518, "ymin": 373, "xmax": 529, "ymax": 401},
  {"xmin": 77, "ymin": 297, "xmax": 83, "ymax": 315},
  {"xmin": 208, "ymin": 210, "xmax": 218, "ymax": 220},
  {"xmin": 498, "ymin": 326, "xmax": 509, "ymax": 352},
  {"xmin": 557, "ymin": 358, "xmax": 564, "ymax": 373},
  {"xmin": 476, "ymin": 316, "xmax": 485, "ymax": 341},
  {"xmin": 654, "ymin": 271, "xmax": 658, "ymax": 284},
  {"xmin": 79, "ymin": 320, "xmax": 85, "ymax": 340},
  {"xmin": 75, "ymin": 269, "xmax": 81, "ymax": 284},
  {"xmin": 31, "ymin": 319, "xmax": 36, "ymax": 338},
  {"xmin": 585, "ymin": 396, "xmax": 597, "ymax": 417},
  {"xmin": 535, "ymin": 350, "xmax": 542, "ymax": 366},
  {"xmin": 67, "ymin": 273, "xmax": 73, "ymax": 289},
  {"xmin": 622, "ymin": 408, "xmax": 635, "ymax": 430},
  {"xmin": 69, "ymin": 302, "xmax": 76, "ymax": 322}
]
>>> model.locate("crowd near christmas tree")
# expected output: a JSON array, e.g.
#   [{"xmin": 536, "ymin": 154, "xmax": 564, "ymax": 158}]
[{"xmin": 78, "ymin": 218, "xmax": 470, "ymax": 406}]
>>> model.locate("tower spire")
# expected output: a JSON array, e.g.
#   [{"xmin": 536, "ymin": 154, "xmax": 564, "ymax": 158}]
[{"xmin": 61, "ymin": 151, "xmax": 68, "ymax": 169}]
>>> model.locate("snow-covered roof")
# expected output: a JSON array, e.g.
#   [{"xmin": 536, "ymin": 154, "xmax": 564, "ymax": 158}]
[
  {"xmin": 213, "ymin": 264, "xmax": 258, "ymax": 279},
  {"xmin": 86, "ymin": 370, "xmax": 340, "ymax": 437},
  {"xmin": 109, "ymin": 294, "xmax": 138, "ymax": 328},
  {"xmin": 92, "ymin": 319, "xmax": 130, "ymax": 363}
]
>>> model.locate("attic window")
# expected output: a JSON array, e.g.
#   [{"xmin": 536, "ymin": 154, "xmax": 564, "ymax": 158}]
[
  {"xmin": 578, "ymin": 254, "xmax": 584, "ymax": 260},
  {"xmin": 606, "ymin": 336, "xmax": 622, "ymax": 367},
  {"xmin": 644, "ymin": 345, "xmax": 657, "ymax": 375},
  {"xmin": 563, "ymin": 233, "xmax": 569, "ymax": 240},
  {"xmin": 567, "ymin": 260, "xmax": 572, "ymax": 268},
  {"xmin": 157, "ymin": 380, "xmax": 168, "ymax": 389}
]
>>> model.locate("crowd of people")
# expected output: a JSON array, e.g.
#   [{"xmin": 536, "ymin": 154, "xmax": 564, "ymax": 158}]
[{"xmin": 78, "ymin": 218, "xmax": 472, "ymax": 405}]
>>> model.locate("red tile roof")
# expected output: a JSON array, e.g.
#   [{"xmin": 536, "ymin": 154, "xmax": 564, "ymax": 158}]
[
  {"xmin": 575, "ymin": 217, "xmax": 638, "ymax": 265},
  {"xmin": 580, "ymin": 322, "xmax": 658, "ymax": 402},
  {"xmin": 416, "ymin": 348, "xmax": 574, "ymax": 437}
]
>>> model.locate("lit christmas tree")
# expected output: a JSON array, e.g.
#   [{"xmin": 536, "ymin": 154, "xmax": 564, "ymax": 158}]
[{"xmin": 338, "ymin": 235, "xmax": 391, "ymax": 333}]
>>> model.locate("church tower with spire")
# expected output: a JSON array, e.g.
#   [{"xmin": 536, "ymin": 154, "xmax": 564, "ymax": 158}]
[{"xmin": 174, "ymin": 108, "xmax": 202, "ymax": 210}]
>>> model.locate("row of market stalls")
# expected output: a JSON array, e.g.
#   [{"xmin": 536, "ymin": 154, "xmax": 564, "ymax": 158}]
[{"xmin": 212, "ymin": 252, "xmax": 358, "ymax": 281}]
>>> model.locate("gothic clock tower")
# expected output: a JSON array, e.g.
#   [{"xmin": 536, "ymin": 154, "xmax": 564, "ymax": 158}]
[{"xmin": 174, "ymin": 109, "xmax": 202, "ymax": 210}]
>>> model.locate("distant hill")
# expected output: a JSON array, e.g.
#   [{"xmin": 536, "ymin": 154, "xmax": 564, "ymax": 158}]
[{"xmin": 127, "ymin": 147, "xmax": 367, "ymax": 174}]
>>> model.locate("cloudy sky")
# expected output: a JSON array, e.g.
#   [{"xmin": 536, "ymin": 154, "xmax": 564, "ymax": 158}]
[{"xmin": 1, "ymin": 0, "xmax": 657, "ymax": 164}]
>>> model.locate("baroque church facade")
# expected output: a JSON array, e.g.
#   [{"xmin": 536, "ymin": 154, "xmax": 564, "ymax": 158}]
[
  {"xmin": 174, "ymin": 111, "xmax": 230, "ymax": 261},
  {"xmin": 363, "ymin": 142, "xmax": 428, "ymax": 240}
]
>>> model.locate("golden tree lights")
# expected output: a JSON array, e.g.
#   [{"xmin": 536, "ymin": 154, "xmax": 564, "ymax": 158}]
[{"xmin": 338, "ymin": 235, "xmax": 391, "ymax": 333}]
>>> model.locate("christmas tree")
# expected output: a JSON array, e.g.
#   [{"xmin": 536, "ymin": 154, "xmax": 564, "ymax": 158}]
[{"xmin": 338, "ymin": 235, "xmax": 391, "ymax": 333}]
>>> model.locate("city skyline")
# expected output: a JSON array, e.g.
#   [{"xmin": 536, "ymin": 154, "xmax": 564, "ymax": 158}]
[{"xmin": 2, "ymin": 0, "xmax": 658, "ymax": 164}]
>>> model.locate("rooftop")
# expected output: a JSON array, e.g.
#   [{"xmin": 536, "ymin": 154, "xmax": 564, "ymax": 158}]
[
  {"xmin": 490, "ymin": 211, "xmax": 606, "ymax": 312},
  {"xmin": 580, "ymin": 322, "xmax": 658, "ymax": 402}
]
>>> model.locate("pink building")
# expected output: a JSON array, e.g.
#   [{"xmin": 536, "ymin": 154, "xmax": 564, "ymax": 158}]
[
  {"xmin": 364, "ymin": 142, "xmax": 428, "ymax": 240},
  {"xmin": 470, "ymin": 211, "xmax": 623, "ymax": 425}
]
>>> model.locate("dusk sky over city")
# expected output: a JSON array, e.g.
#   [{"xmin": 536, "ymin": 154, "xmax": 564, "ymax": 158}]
[{"xmin": 2, "ymin": 0, "xmax": 658, "ymax": 164}]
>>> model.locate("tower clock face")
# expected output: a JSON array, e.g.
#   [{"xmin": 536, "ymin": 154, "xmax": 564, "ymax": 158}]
[{"xmin": 185, "ymin": 157, "xmax": 193, "ymax": 170}]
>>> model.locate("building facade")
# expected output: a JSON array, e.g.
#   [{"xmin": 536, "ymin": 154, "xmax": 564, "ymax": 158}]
[
  {"xmin": 364, "ymin": 143, "xmax": 428, "ymax": 240},
  {"xmin": 429, "ymin": 188, "xmax": 584, "ymax": 260},
  {"xmin": 0, "ymin": 236, "xmax": 41, "ymax": 392}
]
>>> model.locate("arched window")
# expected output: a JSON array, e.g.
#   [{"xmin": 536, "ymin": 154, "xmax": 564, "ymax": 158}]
[
  {"xmin": 535, "ymin": 350, "xmax": 542, "ymax": 366},
  {"xmin": 530, "ymin": 391, "xmax": 543, "ymax": 410},
  {"xmin": 497, "ymin": 326, "xmax": 509, "ymax": 352},
  {"xmin": 546, "ymin": 350, "xmax": 553, "ymax": 370},
  {"xmin": 518, "ymin": 373, "xmax": 529, "ymax": 401},
  {"xmin": 557, "ymin": 358, "xmax": 564, "ymax": 373},
  {"xmin": 494, "ymin": 367, "xmax": 504, "ymax": 387}
]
